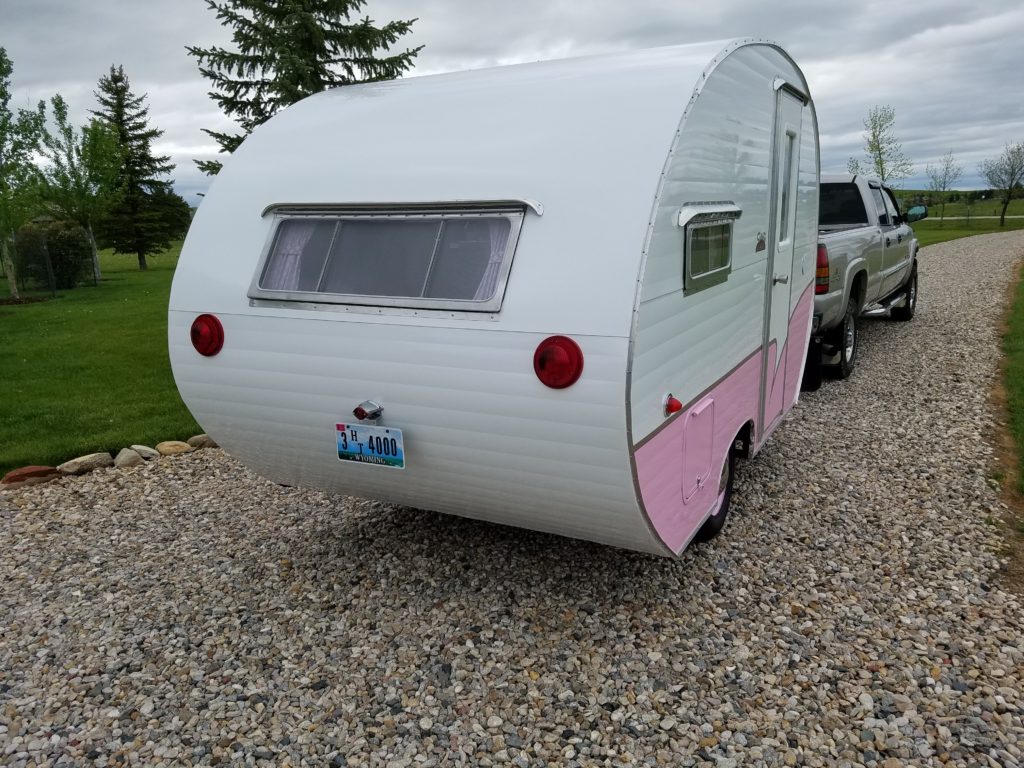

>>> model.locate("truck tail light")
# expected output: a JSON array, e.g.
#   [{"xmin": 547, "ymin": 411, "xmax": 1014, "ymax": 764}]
[
  {"xmin": 190, "ymin": 314, "xmax": 224, "ymax": 356},
  {"xmin": 534, "ymin": 336, "xmax": 584, "ymax": 389},
  {"xmin": 815, "ymin": 244, "xmax": 829, "ymax": 295}
]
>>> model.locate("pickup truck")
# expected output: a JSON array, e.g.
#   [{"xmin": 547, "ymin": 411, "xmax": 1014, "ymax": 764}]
[{"xmin": 807, "ymin": 175, "xmax": 928, "ymax": 381}]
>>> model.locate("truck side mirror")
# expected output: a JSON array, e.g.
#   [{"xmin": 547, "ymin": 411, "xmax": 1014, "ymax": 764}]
[{"xmin": 905, "ymin": 205, "xmax": 928, "ymax": 224}]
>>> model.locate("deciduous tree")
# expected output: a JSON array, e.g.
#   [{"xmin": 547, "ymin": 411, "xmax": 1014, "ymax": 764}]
[
  {"xmin": 846, "ymin": 105, "xmax": 914, "ymax": 184},
  {"xmin": 979, "ymin": 142, "xmax": 1024, "ymax": 227},
  {"xmin": 39, "ymin": 94, "xmax": 123, "ymax": 283},
  {"xmin": 925, "ymin": 150, "xmax": 963, "ymax": 227},
  {"xmin": 0, "ymin": 48, "xmax": 45, "ymax": 300},
  {"xmin": 91, "ymin": 65, "xmax": 175, "ymax": 270},
  {"xmin": 187, "ymin": 0, "xmax": 422, "ymax": 174}
]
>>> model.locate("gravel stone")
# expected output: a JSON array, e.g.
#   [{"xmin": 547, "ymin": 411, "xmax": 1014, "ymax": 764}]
[
  {"xmin": 130, "ymin": 444, "xmax": 160, "ymax": 460},
  {"xmin": 1, "ymin": 233, "xmax": 1022, "ymax": 766},
  {"xmin": 113, "ymin": 447, "xmax": 144, "ymax": 468},
  {"xmin": 56, "ymin": 451, "xmax": 112, "ymax": 475},
  {"xmin": 155, "ymin": 440, "xmax": 192, "ymax": 456},
  {"xmin": 187, "ymin": 433, "xmax": 218, "ymax": 449}
]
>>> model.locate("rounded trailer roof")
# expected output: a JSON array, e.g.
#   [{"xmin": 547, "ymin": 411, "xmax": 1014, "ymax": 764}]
[
  {"xmin": 223, "ymin": 38, "xmax": 789, "ymax": 207},
  {"xmin": 185, "ymin": 38, "xmax": 806, "ymax": 336}
]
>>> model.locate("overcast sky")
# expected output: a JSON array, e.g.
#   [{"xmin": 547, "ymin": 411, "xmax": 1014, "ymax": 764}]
[{"xmin": 4, "ymin": 0, "xmax": 1023, "ymax": 204}]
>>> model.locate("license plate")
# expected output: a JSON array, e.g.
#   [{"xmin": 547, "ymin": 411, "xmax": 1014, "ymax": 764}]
[{"xmin": 335, "ymin": 423, "xmax": 405, "ymax": 469}]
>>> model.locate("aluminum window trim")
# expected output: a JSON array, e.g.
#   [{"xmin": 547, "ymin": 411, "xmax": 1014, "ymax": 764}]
[{"xmin": 247, "ymin": 206, "xmax": 526, "ymax": 312}]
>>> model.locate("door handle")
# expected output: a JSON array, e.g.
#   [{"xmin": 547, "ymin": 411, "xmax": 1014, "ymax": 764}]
[
  {"xmin": 898, "ymin": 233, "xmax": 903, "ymax": 243},
  {"xmin": 773, "ymin": 274, "xmax": 789, "ymax": 285},
  {"xmin": 885, "ymin": 237, "xmax": 892, "ymax": 246}
]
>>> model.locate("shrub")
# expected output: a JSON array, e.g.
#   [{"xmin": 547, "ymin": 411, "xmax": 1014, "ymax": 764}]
[
  {"xmin": 12, "ymin": 224, "xmax": 52, "ymax": 291},
  {"xmin": 14, "ymin": 221, "xmax": 92, "ymax": 290},
  {"xmin": 47, "ymin": 224, "xmax": 92, "ymax": 289}
]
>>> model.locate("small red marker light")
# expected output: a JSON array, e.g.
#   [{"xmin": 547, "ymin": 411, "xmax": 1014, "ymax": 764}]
[
  {"xmin": 534, "ymin": 336, "xmax": 584, "ymax": 389},
  {"xmin": 190, "ymin": 314, "xmax": 224, "ymax": 356},
  {"xmin": 664, "ymin": 394, "xmax": 683, "ymax": 416},
  {"xmin": 353, "ymin": 406, "xmax": 368, "ymax": 420}
]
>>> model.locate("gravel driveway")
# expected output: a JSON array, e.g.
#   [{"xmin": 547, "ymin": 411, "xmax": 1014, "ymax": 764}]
[{"xmin": 3, "ymin": 232, "xmax": 1024, "ymax": 768}]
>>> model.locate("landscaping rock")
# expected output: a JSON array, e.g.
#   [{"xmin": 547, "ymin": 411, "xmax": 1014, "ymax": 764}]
[
  {"xmin": 155, "ymin": 441, "xmax": 192, "ymax": 456},
  {"xmin": 2, "ymin": 465, "xmax": 59, "ymax": 484},
  {"xmin": 187, "ymin": 433, "xmax": 218, "ymax": 449},
  {"xmin": 131, "ymin": 444, "xmax": 160, "ymax": 460},
  {"xmin": 2, "ymin": 232, "xmax": 1024, "ymax": 768},
  {"xmin": 1, "ymin": 465, "xmax": 59, "ymax": 491},
  {"xmin": 56, "ymin": 452, "xmax": 113, "ymax": 475},
  {"xmin": 114, "ymin": 448, "xmax": 144, "ymax": 468}
]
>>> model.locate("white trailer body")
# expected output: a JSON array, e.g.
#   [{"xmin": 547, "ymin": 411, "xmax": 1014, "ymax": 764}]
[{"xmin": 169, "ymin": 39, "xmax": 819, "ymax": 556}]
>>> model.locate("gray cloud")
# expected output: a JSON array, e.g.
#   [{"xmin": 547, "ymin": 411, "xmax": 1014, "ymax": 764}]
[{"xmin": 4, "ymin": 0, "xmax": 1023, "ymax": 201}]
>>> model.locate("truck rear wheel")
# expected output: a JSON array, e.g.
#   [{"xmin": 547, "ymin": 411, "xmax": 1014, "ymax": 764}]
[
  {"xmin": 827, "ymin": 298, "xmax": 858, "ymax": 379},
  {"xmin": 694, "ymin": 446, "xmax": 736, "ymax": 543},
  {"xmin": 892, "ymin": 262, "xmax": 917, "ymax": 321}
]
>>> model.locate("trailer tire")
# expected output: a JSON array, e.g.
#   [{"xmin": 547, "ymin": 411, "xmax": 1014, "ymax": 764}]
[
  {"xmin": 801, "ymin": 335, "xmax": 823, "ymax": 391},
  {"xmin": 694, "ymin": 446, "xmax": 736, "ymax": 543},
  {"xmin": 827, "ymin": 298, "xmax": 858, "ymax": 379},
  {"xmin": 891, "ymin": 262, "xmax": 917, "ymax": 321}
]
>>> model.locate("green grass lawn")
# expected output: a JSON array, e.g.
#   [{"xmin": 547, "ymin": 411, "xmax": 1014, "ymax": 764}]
[
  {"xmin": 914, "ymin": 218, "xmax": 1024, "ymax": 248},
  {"xmin": 899, "ymin": 189, "xmax": 1024, "ymax": 220},
  {"xmin": 1006, "ymin": 270, "xmax": 1024, "ymax": 496},
  {"xmin": 0, "ymin": 244, "xmax": 199, "ymax": 475},
  {"xmin": 1001, "ymin": 259, "xmax": 1024, "ymax": 590}
]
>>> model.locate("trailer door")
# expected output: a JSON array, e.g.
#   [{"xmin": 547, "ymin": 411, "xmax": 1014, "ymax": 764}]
[{"xmin": 760, "ymin": 87, "xmax": 804, "ymax": 436}]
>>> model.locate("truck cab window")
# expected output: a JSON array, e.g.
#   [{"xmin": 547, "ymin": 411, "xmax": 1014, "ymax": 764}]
[
  {"xmin": 870, "ymin": 188, "xmax": 891, "ymax": 227},
  {"xmin": 819, "ymin": 183, "xmax": 867, "ymax": 226},
  {"xmin": 882, "ymin": 188, "xmax": 902, "ymax": 224}
]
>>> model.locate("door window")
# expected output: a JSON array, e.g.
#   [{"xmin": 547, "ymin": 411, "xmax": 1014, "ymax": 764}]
[
  {"xmin": 870, "ymin": 188, "xmax": 891, "ymax": 227},
  {"xmin": 882, "ymin": 188, "xmax": 902, "ymax": 224},
  {"xmin": 778, "ymin": 131, "xmax": 796, "ymax": 242}
]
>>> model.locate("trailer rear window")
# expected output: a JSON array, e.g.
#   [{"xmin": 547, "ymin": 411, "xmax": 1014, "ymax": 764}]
[
  {"xmin": 819, "ymin": 183, "xmax": 868, "ymax": 226},
  {"xmin": 251, "ymin": 206, "xmax": 525, "ymax": 312}
]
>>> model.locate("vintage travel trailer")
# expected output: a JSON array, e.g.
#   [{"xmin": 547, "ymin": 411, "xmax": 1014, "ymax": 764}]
[{"xmin": 169, "ymin": 39, "xmax": 819, "ymax": 556}]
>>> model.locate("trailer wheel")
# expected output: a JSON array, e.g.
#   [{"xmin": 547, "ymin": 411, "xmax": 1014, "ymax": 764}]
[
  {"xmin": 891, "ymin": 262, "xmax": 917, "ymax": 321},
  {"xmin": 827, "ymin": 298, "xmax": 858, "ymax": 379},
  {"xmin": 694, "ymin": 446, "xmax": 736, "ymax": 543}
]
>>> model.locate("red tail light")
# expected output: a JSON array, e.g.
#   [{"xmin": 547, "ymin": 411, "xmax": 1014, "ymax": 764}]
[
  {"xmin": 534, "ymin": 336, "xmax": 584, "ymax": 389},
  {"xmin": 190, "ymin": 314, "xmax": 224, "ymax": 356},
  {"xmin": 815, "ymin": 244, "xmax": 829, "ymax": 295}
]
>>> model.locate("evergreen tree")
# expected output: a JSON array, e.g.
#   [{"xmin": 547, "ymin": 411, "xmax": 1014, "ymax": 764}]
[
  {"xmin": 147, "ymin": 186, "xmax": 193, "ymax": 242},
  {"xmin": 91, "ymin": 65, "xmax": 175, "ymax": 270},
  {"xmin": 0, "ymin": 48, "xmax": 45, "ymax": 300},
  {"xmin": 187, "ymin": 0, "xmax": 422, "ymax": 174}
]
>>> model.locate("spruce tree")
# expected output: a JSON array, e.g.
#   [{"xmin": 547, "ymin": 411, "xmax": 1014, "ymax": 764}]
[
  {"xmin": 91, "ymin": 65, "xmax": 175, "ymax": 271},
  {"xmin": 187, "ymin": 0, "xmax": 422, "ymax": 174}
]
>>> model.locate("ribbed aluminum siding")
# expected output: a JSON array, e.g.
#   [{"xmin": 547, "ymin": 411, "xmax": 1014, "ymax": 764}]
[{"xmin": 170, "ymin": 311, "xmax": 665, "ymax": 553}]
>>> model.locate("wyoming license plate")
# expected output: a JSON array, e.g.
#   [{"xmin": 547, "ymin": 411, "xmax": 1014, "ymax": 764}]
[{"xmin": 336, "ymin": 423, "xmax": 405, "ymax": 469}]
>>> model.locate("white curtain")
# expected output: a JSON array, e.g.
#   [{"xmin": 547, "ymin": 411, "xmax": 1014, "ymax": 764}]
[
  {"xmin": 473, "ymin": 219, "xmax": 511, "ymax": 301},
  {"xmin": 263, "ymin": 221, "xmax": 317, "ymax": 291}
]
